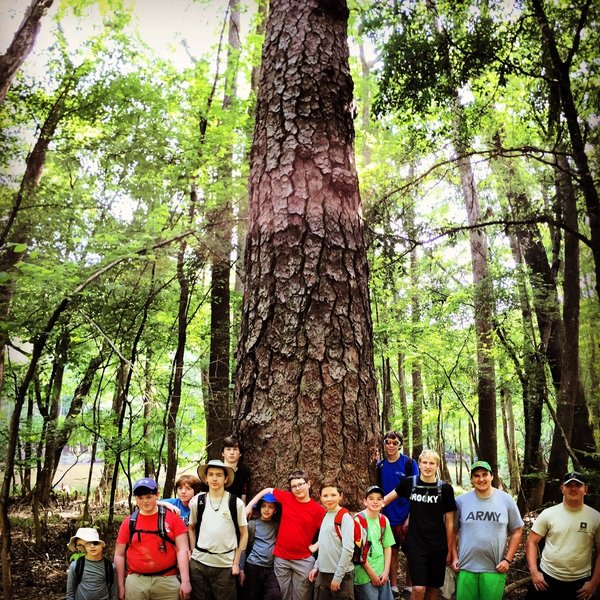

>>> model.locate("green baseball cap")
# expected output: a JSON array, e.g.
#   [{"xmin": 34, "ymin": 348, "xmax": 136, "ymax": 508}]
[{"xmin": 470, "ymin": 460, "xmax": 492, "ymax": 474}]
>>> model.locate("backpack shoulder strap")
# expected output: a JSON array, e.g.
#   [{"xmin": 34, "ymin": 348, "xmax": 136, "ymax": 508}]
[
  {"xmin": 157, "ymin": 505, "xmax": 175, "ymax": 545},
  {"xmin": 128, "ymin": 510, "xmax": 139, "ymax": 543},
  {"xmin": 334, "ymin": 507, "xmax": 350, "ymax": 541},
  {"xmin": 194, "ymin": 493, "xmax": 207, "ymax": 549},
  {"xmin": 378, "ymin": 514, "xmax": 387, "ymax": 543},
  {"xmin": 246, "ymin": 519, "xmax": 256, "ymax": 556},
  {"xmin": 103, "ymin": 557, "xmax": 114, "ymax": 592},
  {"xmin": 74, "ymin": 555, "xmax": 85, "ymax": 589},
  {"xmin": 228, "ymin": 492, "xmax": 241, "ymax": 546}
]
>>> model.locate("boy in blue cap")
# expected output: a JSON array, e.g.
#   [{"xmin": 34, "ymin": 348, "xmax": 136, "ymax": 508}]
[{"xmin": 240, "ymin": 492, "xmax": 281, "ymax": 599}]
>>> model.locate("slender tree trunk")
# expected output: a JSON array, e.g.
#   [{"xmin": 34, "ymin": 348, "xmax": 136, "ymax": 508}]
[
  {"xmin": 500, "ymin": 385, "xmax": 519, "ymax": 494},
  {"xmin": 531, "ymin": 0, "xmax": 600, "ymax": 301},
  {"xmin": 397, "ymin": 353, "xmax": 410, "ymax": 448},
  {"xmin": 406, "ymin": 200, "xmax": 423, "ymax": 459},
  {"xmin": 234, "ymin": 0, "xmax": 378, "ymax": 507},
  {"xmin": 455, "ymin": 147, "xmax": 498, "ymax": 475},
  {"xmin": 0, "ymin": 0, "xmax": 54, "ymax": 105}
]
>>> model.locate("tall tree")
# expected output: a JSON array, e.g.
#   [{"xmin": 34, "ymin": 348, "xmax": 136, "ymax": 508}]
[
  {"xmin": 0, "ymin": 0, "xmax": 54, "ymax": 105},
  {"xmin": 234, "ymin": 0, "xmax": 379, "ymax": 506}
]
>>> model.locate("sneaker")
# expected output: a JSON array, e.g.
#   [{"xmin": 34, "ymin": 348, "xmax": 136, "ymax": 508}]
[
  {"xmin": 400, "ymin": 590, "xmax": 412, "ymax": 600},
  {"xmin": 391, "ymin": 586, "xmax": 400, "ymax": 599}
]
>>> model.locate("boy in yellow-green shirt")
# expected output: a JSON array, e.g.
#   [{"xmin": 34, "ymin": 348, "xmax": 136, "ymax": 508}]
[{"xmin": 354, "ymin": 486, "xmax": 396, "ymax": 600}]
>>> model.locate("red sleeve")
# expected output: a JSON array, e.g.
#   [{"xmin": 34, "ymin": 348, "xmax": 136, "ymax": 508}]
[{"xmin": 116, "ymin": 516, "xmax": 131, "ymax": 545}]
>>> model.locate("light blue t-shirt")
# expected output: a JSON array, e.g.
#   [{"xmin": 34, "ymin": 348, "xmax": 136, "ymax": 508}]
[
  {"xmin": 455, "ymin": 489, "xmax": 523, "ymax": 573},
  {"xmin": 163, "ymin": 497, "xmax": 191, "ymax": 525}
]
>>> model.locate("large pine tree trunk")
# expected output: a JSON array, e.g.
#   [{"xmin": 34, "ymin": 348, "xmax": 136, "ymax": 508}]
[{"xmin": 234, "ymin": 0, "xmax": 378, "ymax": 506}]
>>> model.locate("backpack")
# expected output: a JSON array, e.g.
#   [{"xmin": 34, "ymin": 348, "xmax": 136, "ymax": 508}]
[
  {"xmin": 128, "ymin": 505, "xmax": 176, "ymax": 547},
  {"xmin": 194, "ymin": 492, "xmax": 240, "ymax": 553},
  {"xmin": 334, "ymin": 508, "xmax": 385, "ymax": 565},
  {"xmin": 376, "ymin": 454, "xmax": 416, "ymax": 487},
  {"xmin": 128, "ymin": 505, "xmax": 178, "ymax": 576},
  {"xmin": 74, "ymin": 556, "xmax": 114, "ymax": 594}
]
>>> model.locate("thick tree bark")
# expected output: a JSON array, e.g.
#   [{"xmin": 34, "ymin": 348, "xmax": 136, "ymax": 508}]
[
  {"xmin": 0, "ymin": 0, "xmax": 54, "ymax": 105},
  {"xmin": 234, "ymin": 0, "xmax": 378, "ymax": 507}
]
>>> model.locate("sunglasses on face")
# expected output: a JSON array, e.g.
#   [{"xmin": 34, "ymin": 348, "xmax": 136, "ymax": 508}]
[{"xmin": 78, "ymin": 541, "xmax": 102, "ymax": 548}]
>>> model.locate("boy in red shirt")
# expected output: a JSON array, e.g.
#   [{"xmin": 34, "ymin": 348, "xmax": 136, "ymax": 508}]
[
  {"xmin": 246, "ymin": 469, "xmax": 325, "ymax": 600},
  {"xmin": 114, "ymin": 478, "xmax": 191, "ymax": 600}
]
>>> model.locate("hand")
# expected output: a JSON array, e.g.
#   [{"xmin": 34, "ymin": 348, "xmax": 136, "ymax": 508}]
[
  {"xmin": 531, "ymin": 570, "xmax": 548, "ymax": 592},
  {"xmin": 308, "ymin": 568, "xmax": 318, "ymax": 583},
  {"xmin": 496, "ymin": 559, "xmax": 510, "ymax": 574},
  {"xmin": 163, "ymin": 503, "xmax": 181, "ymax": 515},
  {"xmin": 232, "ymin": 563, "xmax": 240, "ymax": 576},
  {"xmin": 179, "ymin": 580, "xmax": 191, "ymax": 599},
  {"xmin": 452, "ymin": 558, "xmax": 460, "ymax": 573},
  {"xmin": 239, "ymin": 570, "xmax": 245, "ymax": 586},
  {"xmin": 330, "ymin": 580, "xmax": 341, "ymax": 592},
  {"xmin": 380, "ymin": 570, "xmax": 389, "ymax": 585},
  {"xmin": 244, "ymin": 506, "xmax": 254, "ymax": 518},
  {"xmin": 576, "ymin": 581, "xmax": 597, "ymax": 599},
  {"xmin": 369, "ymin": 572, "xmax": 380, "ymax": 586}
]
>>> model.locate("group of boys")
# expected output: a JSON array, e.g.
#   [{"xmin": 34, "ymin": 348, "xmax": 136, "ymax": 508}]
[{"xmin": 67, "ymin": 432, "xmax": 600, "ymax": 600}]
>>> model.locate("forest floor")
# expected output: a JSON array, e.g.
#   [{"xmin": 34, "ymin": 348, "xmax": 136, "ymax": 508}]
[{"xmin": 3, "ymin": 495, "xmax": 530, "ymax": 600}]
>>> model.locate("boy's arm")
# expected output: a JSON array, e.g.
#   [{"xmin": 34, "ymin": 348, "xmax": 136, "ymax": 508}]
[
  {"xmin": 113, "ymin": 542, "xmax": 127, "ymax": 600},
  {"xmin": 232, "ymin": 525, "xmax": 248, "ymax": 576},
  {"xmin": 175, "ymin": 533, "xmax": 191, "ymax": 599},
  {"xmin": 187, "ymin": 496, "xmax": 198, "ymax": 551},
  {"xmin": 381, "ymin": 545, "xmax": 392, "ymax": 583},
  {"xmin": 331, "ymin": 512, "xmax": 354, "ymax": 590},
  {"xmin": 157, "ymin": 499, "xmax": 181, "ymax": 515},
  {"xmin": 244, "ymin": 487, "xmax": 274, "ymax": 517},
  {"xmin": 361, "ymin": 558, "xmax": 382, "ymax": 586},
  {"xmin": 444, "ymin": 511, "xmax": 455, "ymax": 565},
  {"xmin": 383, "ymin": 489, "xmax": 398, "ymax": 505},
  {"xmin": 66, "ymin": 562, "xmax": 75, "ymax": 600},
  {"xmin": 496, "ymin": 526, "xmax": 522, "ymax": 574}
]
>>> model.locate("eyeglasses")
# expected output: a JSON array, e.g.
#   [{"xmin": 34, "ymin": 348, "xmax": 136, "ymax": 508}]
[
  {"xmin": 290, "ymin": 482, "xmax": 306, "ymax": 490},
  {"xmin": 384, "ymin": 440, "xmax": 400, "ymax": 446},
  {"xmin": 77, "ymin": 541, "xmax": 102, "ymax": 548}
]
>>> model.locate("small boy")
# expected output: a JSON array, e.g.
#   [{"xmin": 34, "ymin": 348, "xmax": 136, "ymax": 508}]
[
  {"xmin": 159, "ymin": 474, "xmax": 202, "ymax": 524},
  {"xmin": 188, "ymin": 459, "xmax": 248, "ymax": 600},
  {"xmin": 308, "ymin": 480, "xmax": 355, "ymax": 600},
  {"xmin": 245, "ymin": 469, "xmax": 325, "ymax": 600},
  {"xmin": 113, "ymin": 477, "xmax": 191, "ymax": 600},
  {"xmin": 354, "ymin": 486, "xmax": 395, "ymax": 600},
  {"xmin": 240, "ymin": 492, "xmax": 281, "ymax": 600},
  {"xmin": 66, "ymin": 527, "xmax": 117, "ymax": 600}
]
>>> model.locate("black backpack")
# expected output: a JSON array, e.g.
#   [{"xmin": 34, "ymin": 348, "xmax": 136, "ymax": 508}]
[
  {"xmin": 194, "ymin": 492, "xmax": 241, "ymax": 553},
  {"xmin": 128, "ymin": 505, "xmax": 176, "ymax": 546},
  {"xmin": 128, "ymin": 505, "xmax": 178, "ymax": 576},
  {"xmin": 74, "ymin": 556, "xmax": 114, "ymax": 594}
]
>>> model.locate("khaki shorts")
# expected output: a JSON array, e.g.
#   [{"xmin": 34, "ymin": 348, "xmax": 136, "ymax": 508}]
[{"xmin": 125, "ymin": 572, "xmax": 180, "ymax": 600}]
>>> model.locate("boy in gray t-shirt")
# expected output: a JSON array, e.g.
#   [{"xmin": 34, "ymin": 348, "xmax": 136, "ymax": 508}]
[
  {"xmin": 66, "ymin": 527, "xmax": 117, "ymax": 600},
  {"xmin": 451, "ymin": 461, "xmax": 523, "ymax": 600}
]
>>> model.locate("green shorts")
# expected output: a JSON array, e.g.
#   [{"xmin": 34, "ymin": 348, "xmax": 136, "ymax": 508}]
[{"xmin": 456, "ymin": 570, "xmax": 507, "ymax": 600}]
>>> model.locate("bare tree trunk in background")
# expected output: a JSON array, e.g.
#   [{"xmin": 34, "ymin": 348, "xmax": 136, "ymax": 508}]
[
  {"xmin": 500, "ymin": 385, "xmax": 519, "ymax": 494},
  {"xmin": 206, "ymin": 0, "xmax": 241, "ymax": 458},
  {"xmin": 455, "ymin": 148, "xmax": 498, "ymax": 477},
  {"xmin": 397, "ymin": 353, "xmax": 410, "ymax": 447},
  {"xmin": 531, "ymin": 0, "xmax": 600, "ymax": 302},
  {"xmin": 234, "ymin": 0, "xmax": 379, "ymax": 507},
  {"xmin": 0, "ymin": 0, "xmax": 54, "ymax": 105}
]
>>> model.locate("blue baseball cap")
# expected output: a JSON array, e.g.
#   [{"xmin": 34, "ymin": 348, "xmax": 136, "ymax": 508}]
[
  {"xmin": 254, "ymin": 492, "xmax": 278, "ymax": 509},
  {"xmin": 132, "ymin": 477, "xmax": 158, "ymax": 495}
]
